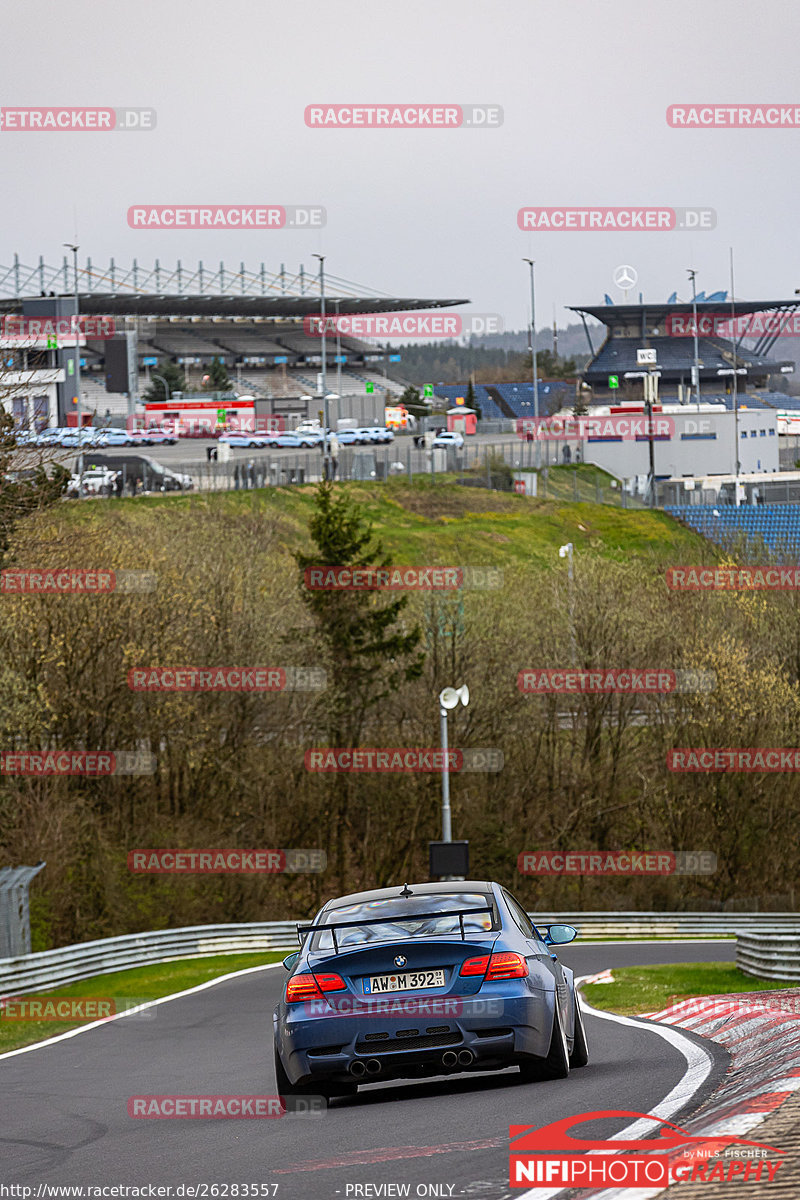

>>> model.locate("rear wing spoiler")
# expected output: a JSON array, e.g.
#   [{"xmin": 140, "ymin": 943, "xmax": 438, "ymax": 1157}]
[{"xmin": 297, "ymin": 905, "xmax": 495, "ymax": 954}]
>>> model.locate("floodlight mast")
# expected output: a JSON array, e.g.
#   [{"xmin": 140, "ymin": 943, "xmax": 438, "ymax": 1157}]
[{"xmin": 64, "ymin": 242, "xmax": 82, "ymax": 487}]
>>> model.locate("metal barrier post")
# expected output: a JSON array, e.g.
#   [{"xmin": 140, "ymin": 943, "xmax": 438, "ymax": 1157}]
[{"xmin": 0, "ymin": 863, "xmax": 45, "ymax": 958}]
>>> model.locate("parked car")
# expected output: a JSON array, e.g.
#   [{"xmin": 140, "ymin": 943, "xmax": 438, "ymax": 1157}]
[
  {"xmin": 218, "ymin": 431, "xmax": 272, "ymax": 448},
  {"xmin": 431, "ymin": 431, "xmax": 465, "ymax": 449},
  {"xmin": 58, "ymin": 429, "xmax": 105, "ymax": 449},
  {"xmin": 335, "ymin": 428, "xmax": 369, "ymax": 445},
  {"xmin": 358, "ymin": 426, "xmax": 394, "ymax": 444},
  {"xmin": 94, "ymin": 429, "xmax": 135, "ymax": 448},
  {"xmin": 66, "ymin": 465, "xmax": 119, "ymax": 498},
  {"xmin": 139, "ymin": 427, "xmax": 178, "ymax": 446},
  {"xmin": 82, "ymin": 454, "xmax": 193, "ymax": 492},
  {"xmin": 266, "ymin": 431, "xmax": 320, "ymax": 449}
]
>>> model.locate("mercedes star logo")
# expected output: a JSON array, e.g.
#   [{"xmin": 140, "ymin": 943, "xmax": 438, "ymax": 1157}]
[
  {"xmin": 613, "ymin": 264, "xmax": 638, "ymax": 290},
  {"xmin": 394, "ymin": 955, "xmax": 407, "ymax": 968}
]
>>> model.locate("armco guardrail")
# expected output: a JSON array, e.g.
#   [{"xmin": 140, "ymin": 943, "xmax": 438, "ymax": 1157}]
[
  {"xmin": 1, "ymin": 913, "xmax": 798, "ymax": 997},
  {"xmin": 737, "ymin": 932, "xmax": 800, "ymax": 982},
  {"xmin": 0, "ymin": 922, "xmax": 299, "ymax": 996}
]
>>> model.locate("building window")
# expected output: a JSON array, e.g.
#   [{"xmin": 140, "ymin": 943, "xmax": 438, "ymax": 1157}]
[
  {"xmin": 680, "ymin": 433, "xmax": 717, "ymax": 441},
  {"xmin": 760, "ymin": 429, "xmax": 766, "ymax": 436}
]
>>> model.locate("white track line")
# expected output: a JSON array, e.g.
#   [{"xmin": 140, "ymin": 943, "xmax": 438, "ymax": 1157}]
[
  {"xmin": 0, "ymin": 962, "xmax": 282, "ymax": 1062},
  {"xmin": 518, "ymin": 988, "xmax": 716, "ymax": 1200}
]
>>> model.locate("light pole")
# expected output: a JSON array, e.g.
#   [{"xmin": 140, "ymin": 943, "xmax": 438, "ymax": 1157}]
[
  {"xmin": 730, "ymin": 248, "xmax": 741, "ymax": 507},
  {"xmin": 335, "ymin": 297, "xmax": 342, "ymax": 400},
  {"xmin": 438, "ymin": 684, "xmax": 469, "ymax": 843},
  {"xmin": 523, "ymin": 259, "xmax": 540, "ymax": 467},
  {"xmin": 559, "ymin": 543, "xmax": 576, "ymax": 663},
  {"xmin": 312, "ymin": 254, "xmax": 329, "ymax": 478},
  {"xmin": 152, "ymin": 374, "xmax": 171, "ymax": 403},
  {"xmin": 63, "ymin": 242, "xmax": 83, "ymax": 484},
  {"xmin": 687, "ymin": 268, "xmax": 701, "ymax": 411}
]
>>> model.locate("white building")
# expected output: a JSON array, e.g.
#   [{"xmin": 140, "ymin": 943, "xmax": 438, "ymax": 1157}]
[{"xmin": 572, "ymin": 403, "xmax": 779, "ymax": 483}]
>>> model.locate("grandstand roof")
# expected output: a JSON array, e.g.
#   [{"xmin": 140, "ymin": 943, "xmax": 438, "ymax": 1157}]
[
  {"xmin": 570, "ymin": 299, "xmax": 800, "ymax": 322},
  {"xmin": 0, "ymin": 293, "xmax": 468, "ymax": 319}
]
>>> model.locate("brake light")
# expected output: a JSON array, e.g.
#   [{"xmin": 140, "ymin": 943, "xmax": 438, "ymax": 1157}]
[
  {"xmin": 460, "ymin": 955, "xmax": 490, "ymax": 977},
  {"xmin": 285, "ymin": 972, "xmax": 346, "ymax": 1003},
  {"xmin": 486, "ymin": 953, "xmax": 528, "ymax": 980},
  {"xmin": 285, "ymin": 974, "xmax": 321, "ymax": 1002},
  {"xmin": 315, "ymin": 973, "xmax": 347, "ymax": 992},
  {"xmin": 459, "ymin": 953, "xmax": 528, "ymax": 981}
]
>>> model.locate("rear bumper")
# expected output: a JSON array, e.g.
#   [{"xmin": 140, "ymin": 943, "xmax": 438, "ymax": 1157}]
[{"xmin": 275, "ymin": 992, "xmax": 555, "ymax": 1085}]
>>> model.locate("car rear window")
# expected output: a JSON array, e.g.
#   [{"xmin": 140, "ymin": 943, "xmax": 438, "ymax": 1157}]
[{"xmin": 310, "ymin": 892, "xmax": 497, "ymax": 951}]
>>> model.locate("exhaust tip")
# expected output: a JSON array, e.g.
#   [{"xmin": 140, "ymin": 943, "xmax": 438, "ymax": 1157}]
[
  {"xmin": 442, "ymin": 1050, "xmax": 459, "ymax": 1067},
  {"xmin": 349, "ymin": 1060, "xmax": 367, "ymax": 1077},
  {"xmin": 365, "ymin": 1058, "xmax": 382, "ymax": 1075},
  {"xmin": 457, "ymin": 1050, "xmax": 474, "ymax": 1065}
]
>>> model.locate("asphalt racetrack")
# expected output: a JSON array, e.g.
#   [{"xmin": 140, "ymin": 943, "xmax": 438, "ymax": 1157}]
[{"xmin": 0, "ymin": 942, "xmax": 734, "ymax": 1200}]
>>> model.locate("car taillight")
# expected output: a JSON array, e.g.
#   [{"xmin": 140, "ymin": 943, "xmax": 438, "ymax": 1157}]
[
  {"xmin": 460, "ymin": 955, "xmax": 490, "ymax": 977},
  {"xmin": 486, "ymin": 953, "xmax": 528, "ymax": 980},
  {"xmin": 314, "ymin": 973, "xmax": 347, "ymax": 992},
  {"xmin": 285, "ymin": 972, "xmax": 346, "ymax": 1003},
  {"xmin": 459, "ymin": 953, "xmax": 528, "ymax": 981}
]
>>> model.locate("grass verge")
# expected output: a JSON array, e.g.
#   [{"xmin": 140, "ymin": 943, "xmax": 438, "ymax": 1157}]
[
  {"xmin": 0, "ymin": 951, "xmax": 283, "ymax": 1054},
  {"xmin": 582, "ymin": 961, "xmax": 800, "ymax": 1016}
]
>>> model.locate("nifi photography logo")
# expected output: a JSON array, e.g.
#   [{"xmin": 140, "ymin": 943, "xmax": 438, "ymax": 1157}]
[{"xmin": 509, "ymin": 1110, "xmax": 785, "ymax": 1188}]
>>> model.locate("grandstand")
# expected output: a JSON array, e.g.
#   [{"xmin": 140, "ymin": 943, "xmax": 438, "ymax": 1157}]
[
  {"xmin": 0, "ymin": 255, "xmax": 466, "ymax": 425},
  {"xmin": 570, "ymin": 299, "xmax": 797, "ymax": 403},
  {"xmin": 432, "ymin": 380, "xmax": 572, "ymax": 420},
  {"xmin": 667, "ymin": 503, "xmax": 800, "ymax": 558}
]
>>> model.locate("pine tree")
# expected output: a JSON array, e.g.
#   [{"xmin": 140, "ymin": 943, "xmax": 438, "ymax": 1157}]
[{"xmin": 142, "ymin": 361, "xmax": 185, "ymax": 404}]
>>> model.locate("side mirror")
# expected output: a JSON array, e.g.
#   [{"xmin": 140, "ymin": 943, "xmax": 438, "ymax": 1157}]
[
  {"xmin": 282, "ymin": 951, "xmax": 300, "ymax": 971},
  {"xmin": 544, "ymin": 924, "xmax": 577, "ymax": 946}
]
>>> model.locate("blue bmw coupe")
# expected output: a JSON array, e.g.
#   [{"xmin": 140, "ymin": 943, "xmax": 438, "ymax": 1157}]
[{"xmin": 273, "ymin": 880, "xmax": 588, "ymax": 1104}]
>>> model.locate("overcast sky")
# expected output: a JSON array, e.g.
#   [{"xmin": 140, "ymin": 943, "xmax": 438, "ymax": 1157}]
[{"xmin": 3, "ymin": 0, "xmax": 798, "ymax": 331}]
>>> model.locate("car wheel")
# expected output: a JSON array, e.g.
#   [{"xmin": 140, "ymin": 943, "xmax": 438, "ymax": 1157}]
[
  {"xmin": 569, "ymin": 994, "xmax": 589, "ymax": 1068},
  {"xmin": 273, "ymin": 1046, "xmax": 334, "ymax": 1108},
  {"xmin": 518, "ymin": 1003, "xmax": 570, "ymax": 1082}
]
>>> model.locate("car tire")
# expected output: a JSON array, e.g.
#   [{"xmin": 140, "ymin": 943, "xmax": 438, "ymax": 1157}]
[
  {"xmin": 569, "ymin": 994, "xmax": 589, "ymax": 1068},
  {"xmin": 274, "ymin": 1046, "xmax": 336, "ymax": 1108},
  {"xmin": 518, "ymin": 1002, "xmax": 570, "ymax": 1082}
]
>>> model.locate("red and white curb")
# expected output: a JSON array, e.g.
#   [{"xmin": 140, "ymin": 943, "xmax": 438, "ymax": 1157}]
[{"xmin": 528, "ymin": 988, "xmax": 800, "ymax": 1199}]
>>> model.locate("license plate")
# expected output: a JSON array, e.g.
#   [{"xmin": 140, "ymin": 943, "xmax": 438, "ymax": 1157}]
[{"xmin": 363, "ymin": 969, "xmax": 446, "ymax": 994}]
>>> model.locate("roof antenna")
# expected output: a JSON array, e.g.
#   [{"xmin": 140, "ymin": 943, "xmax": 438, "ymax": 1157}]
[{"xmin": 399, "ymin": 883, "xmax": 413, "ymax": 897}]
